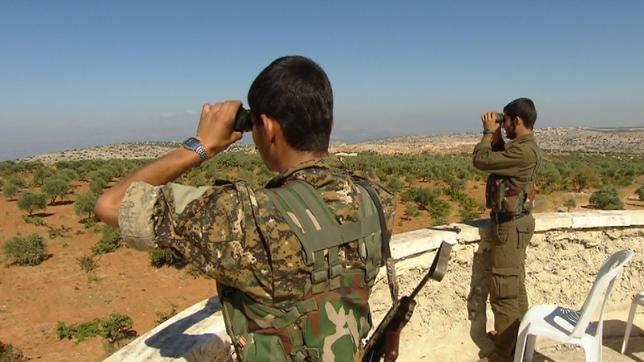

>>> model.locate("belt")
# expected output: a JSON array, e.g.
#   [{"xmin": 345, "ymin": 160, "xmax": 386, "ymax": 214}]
[{"xmin": 491, "ymin": 212, "xmax": 528, "ymax": 224}]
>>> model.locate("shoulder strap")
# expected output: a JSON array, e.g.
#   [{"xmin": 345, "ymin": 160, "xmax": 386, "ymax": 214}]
[
  {"xmin": 264, "ymin": 180, "xmax": 380, "ymax": 264},
  {"xmin": 353, "ymin": 177, "xmax": 399, "ymax": 301}
]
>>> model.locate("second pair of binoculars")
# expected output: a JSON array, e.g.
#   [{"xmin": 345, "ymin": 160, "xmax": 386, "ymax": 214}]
[{"xmin": 233, "ymin": 107, "xmax": 252, "ymax": 132}]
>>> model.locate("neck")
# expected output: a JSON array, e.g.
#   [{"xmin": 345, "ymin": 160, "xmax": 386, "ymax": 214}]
[
  {"xmin": 276, "ymin": 149, "xmax": 328, "ymax": 173},
  {"xmin": 515, "ymin": 127, "xmax": 532, "ymax": 137}
]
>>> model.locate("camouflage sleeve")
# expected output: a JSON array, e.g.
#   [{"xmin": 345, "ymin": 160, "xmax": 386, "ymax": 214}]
[
  {"xmin": 118, "ymin": 181, "xmax": 163, "ymax": 250},
  {"xmin": 118, "ymin": 180, "xmax": 272, "ymax": 299},
  {"xmin": 152, "ymin": 181, "xmax": 272, "ymax": 297}
]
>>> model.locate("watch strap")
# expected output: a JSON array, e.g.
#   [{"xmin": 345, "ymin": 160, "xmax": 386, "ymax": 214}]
[
  {"xmin": 194, "ymin": 144, "xmax": 209, "ymax": 161},
  {"xmin": 182, "ymin": 137, "xmax": 209, "ymax": 161}
]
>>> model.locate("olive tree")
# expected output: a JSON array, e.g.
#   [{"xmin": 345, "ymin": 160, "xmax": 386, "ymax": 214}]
[{"xmin": 17, "ymin": 192, "xmax": 47, "ymax": 215}]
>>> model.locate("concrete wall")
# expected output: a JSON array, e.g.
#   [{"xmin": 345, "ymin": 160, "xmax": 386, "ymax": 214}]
[{"xmin": 104, "ymin": 210, "xmax": 644, "ymax": 361}]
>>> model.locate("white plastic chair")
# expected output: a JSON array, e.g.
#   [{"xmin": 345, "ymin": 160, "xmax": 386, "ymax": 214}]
[
  {"xmin": 513, "ymin": 249, "xmax": 635, "ymax": 362},
  {"xmin": 621, "ymin": 291, "xmax": 644, "ymax": 354}
]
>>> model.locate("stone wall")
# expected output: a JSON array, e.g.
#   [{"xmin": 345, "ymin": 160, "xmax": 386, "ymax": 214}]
[{"xmin": 104, "ymin": 211, "xmax": 644, "ymax": 361}]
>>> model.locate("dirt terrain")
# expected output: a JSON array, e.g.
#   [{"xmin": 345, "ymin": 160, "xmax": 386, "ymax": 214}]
[{"xmin": 2, "ymin": 129, "xmax": 644, "ymax": 361}]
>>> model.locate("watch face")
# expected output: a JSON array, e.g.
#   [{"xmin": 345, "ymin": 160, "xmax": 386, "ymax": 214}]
[{"xmin": 183, "ymin": 137, "xmax": 201, "ymax": 150}]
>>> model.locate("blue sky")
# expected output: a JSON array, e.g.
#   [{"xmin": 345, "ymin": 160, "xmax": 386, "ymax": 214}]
[{"xmin": 1, "ymin": 1, "xmax": 643, "ymax": 160}]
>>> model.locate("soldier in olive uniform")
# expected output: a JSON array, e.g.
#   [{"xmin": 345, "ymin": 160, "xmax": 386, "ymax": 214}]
[
  {"xmin": 472, "ymin": 98, "xmax": 541, "ymax": 362},
  {"xmin": 95, "ymin": 56, "xmax": 395, "ymax": 362}
]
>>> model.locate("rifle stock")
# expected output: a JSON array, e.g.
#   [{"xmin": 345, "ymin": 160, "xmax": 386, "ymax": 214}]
[{"xmin": 361, "ymin": 241, "xmax": 452, "ymax": 362}]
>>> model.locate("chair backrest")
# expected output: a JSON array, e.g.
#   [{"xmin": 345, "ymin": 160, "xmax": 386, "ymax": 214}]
[{"xmin": 571, "ymin": 249, "xmax": 635, "ymax": 338}]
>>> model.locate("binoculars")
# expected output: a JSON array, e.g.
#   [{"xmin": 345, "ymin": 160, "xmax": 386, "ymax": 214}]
[
  {"xmin": 494, "ymin": 112, "xmax": 504, "ymax": 123},
  {"xmin": 233, "ymin": 107, "xmax": 252, "ymax": 132}
]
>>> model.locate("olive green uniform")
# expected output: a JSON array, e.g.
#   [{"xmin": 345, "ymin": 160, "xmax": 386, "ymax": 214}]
[
  {"xmin": 117, "ymin": 156, "xmax": 396, "ymax": 361},
  {"xmin": 473, "ymin": 133, "xmax": 540, "ymax": 361}
]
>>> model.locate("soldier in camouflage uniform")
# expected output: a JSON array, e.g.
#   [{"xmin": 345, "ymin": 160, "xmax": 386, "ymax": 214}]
[
  {"xmin": 472, "ymin": 98, "xmax": 541, "ymax": 362},
  {"xmin": 95, "ymin": 55, "xmax": 396, "ymax": 362}
]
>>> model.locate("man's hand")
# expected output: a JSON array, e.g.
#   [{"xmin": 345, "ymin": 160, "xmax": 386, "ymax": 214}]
[
  {"xmin": 196, "ymin": 100, "xmax": 244, "ymax": 157},
  {"xmin": 481, "ymin": 111, "xmax": 501, "ymax": 133}
]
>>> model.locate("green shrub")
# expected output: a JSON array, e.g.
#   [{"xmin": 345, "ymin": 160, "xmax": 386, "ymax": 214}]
[
  {"xmin": 58, "ymin": 168, "xmax": 80, "ymax": 182},
  {"xmin": 7, "ymin": 175, "xmax": 25, "ymax": 188},
  {"xmin": 74, "ymin": 191, "xmax": 98, "ymax": 221},
  {"xmin": 386, "ymin": 177, "xmax": 404, "ymax": 193},
  {"xmin": 589, "ymin": 186, "xmax": 624, "ymax": 210},
  {"xmin": 56, "ymin": 319, "xmax": 100, "ymax": 343},
  {"xmin": 77, "ymin": 255, "xmax": 98, "ymax": 273},
  {"xmin": 149, "ymin": 248, "xmax": 185, "ymax": 268},
  {"xmin": 47, "ymin": 225, "xmax": 72, "ymax": 239},
  {"xmin": 42, "ymin": 177, "xmax": 71, "ymax": 204},
  {"xmin": 88, "ymin": 172, "xmax": 109, "ymax": 194},
  {"xmin": 91, "ymin": 226, "xmax": 121, "ymax": 255},
  {"xmin": 458, "ymin": 196, "xmax": 484, "ymax": 221},
  {"xmin": 21, "ymin": 215, "xmax": 45, "ymax": 226},
  {"xmin": 2, "ymin": 182, "xmax": 19, "ymax": 200},
  {"xmin": 56, "ymin": 314, "xmax": 134, "ymax": 344},
  {"xmin": 563, "ymin": 197, "xmax": 576, "ymax": 211},
  {"xmin": 637, "ymin": 185, "xmax": 644, "ymax": 201},
  {"xmin": 4, "ymin": 234, "xmax": 48, "ymax": 266},
  {"xmin": 155, "ymin": 304, "xmax": 178, "ymax": 326},
  {"xmin": 429, "ymin": 198, "xmax": 451, "ymax": 226},
  {"xmin": 404, "ymin": 186, "xmax": 441, "ymax": 210},
  {"xmin": 0, "ymin": 341, "xmax": 27, "ymax": 362},
  {"xmin": 32, "ymin": 167, "xmax": 54, "ymax": 187},
  {"xmin": 403, "ymin": 202, "xmax": 419, "ymax": 219},
  {"xmin": 99, "ymin": 314, "xmax": 134, "ymax": 343},
  {"xmin": 16, "ymin": 192, "xmax": 47, "ymax": 215}
]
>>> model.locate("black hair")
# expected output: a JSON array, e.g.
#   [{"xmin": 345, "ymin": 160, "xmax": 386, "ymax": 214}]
[
  {"xmin": 247, "ymin": 55, "xmax": 333, "ymax": 152},
  {"xmin": 503, "ymin": 97, "xmax": 537, "ymax": 129}
]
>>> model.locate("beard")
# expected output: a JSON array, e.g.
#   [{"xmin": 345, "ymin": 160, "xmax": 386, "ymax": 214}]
[{"xmin": 503, "ymin": 126, "xmax": 517, "ymax": 140}]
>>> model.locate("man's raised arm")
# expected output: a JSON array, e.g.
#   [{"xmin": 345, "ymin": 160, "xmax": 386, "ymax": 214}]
[{"xmin": 95, "ymin": 100, "xmax": 243, "ymax": 226}]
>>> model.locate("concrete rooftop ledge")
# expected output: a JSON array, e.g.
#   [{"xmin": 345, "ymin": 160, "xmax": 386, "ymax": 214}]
[
  {"xmin": 104, "ymin": 210, "xmax": 644, "ymax": 361},
  {"xmin": 391, "ymin": 210, "xmax": 644, "ymax": 260}
]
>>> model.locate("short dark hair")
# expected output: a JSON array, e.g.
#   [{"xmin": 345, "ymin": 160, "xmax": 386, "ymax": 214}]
[
  {"xmin": 504, "ymin": 97, "xmax": 537, "ymax": 129},
  {"xmin": 248, "ymin": 55, "xmax": 333, "ymax": 152}
]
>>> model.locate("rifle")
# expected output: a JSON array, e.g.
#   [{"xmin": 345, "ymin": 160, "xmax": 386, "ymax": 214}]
[{"xmin": 361, "ymin": 241, "xmax": 452, "ymax": 362}]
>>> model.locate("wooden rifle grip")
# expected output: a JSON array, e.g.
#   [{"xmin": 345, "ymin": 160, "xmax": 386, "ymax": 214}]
[{"xmin": 384, "ymin": 329, "xmax": 401, "ymax": 362}]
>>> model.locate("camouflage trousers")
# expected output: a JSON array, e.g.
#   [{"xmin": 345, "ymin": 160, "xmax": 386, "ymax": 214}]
[{"xmin": 489, "ymin": 213, "xmax": 535, "ymax": 360}]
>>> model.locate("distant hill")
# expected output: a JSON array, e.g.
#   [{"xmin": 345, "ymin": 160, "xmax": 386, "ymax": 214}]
[
  {"xmin": 23, "ymin": 127, "xmax": 644, "ymax": 164},
  {"xmin": 331, "ymin": 127, "xmax": 644, "ymax": 155}
]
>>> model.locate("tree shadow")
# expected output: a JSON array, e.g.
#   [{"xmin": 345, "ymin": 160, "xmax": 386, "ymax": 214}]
[
  {"xmin": 31, "ymin": 212, "xmax": 54, "ymax": 218},
  {"xmin": 50, "ymin": 200, "xmax": 74, "ymax": 206},
  {"xmin": 144, "ymin": 296, "xmax": 228, "ymax": 359}
]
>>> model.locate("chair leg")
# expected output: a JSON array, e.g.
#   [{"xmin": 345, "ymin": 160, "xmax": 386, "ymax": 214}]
[
  {"xmin": 514, "ymin": 328, "xmax": 529, "ymax": 362},
  {"xmin": 621, "ymin": 295, "xmax": 639, "ymax": 354},
  {"xmin": 524, "ymin": 334, "xmax": 536, "ymax": 362}
]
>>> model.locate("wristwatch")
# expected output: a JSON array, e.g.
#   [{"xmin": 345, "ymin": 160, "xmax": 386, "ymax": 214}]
[{"xmin": 182, "ymin": 137, "xmax": 209, "ymax": 161}]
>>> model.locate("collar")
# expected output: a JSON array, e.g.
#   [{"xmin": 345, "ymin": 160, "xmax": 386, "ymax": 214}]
[
  {"xmin": 265, "ymin": 156, "xmax": 345, "ymax": 188},
  {"xmin": 508, "ymin": 132, "xmax": 535, "ymax": 144}
]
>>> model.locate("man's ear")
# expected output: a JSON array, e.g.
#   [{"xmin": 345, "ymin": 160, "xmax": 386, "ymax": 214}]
[
  {"xmin": 260, "ymin": 114, "xmax": 281, "ymax": 143},
  {"xmin": 514, "ymin": 116, "xmax": 525, "ymax": 128}
]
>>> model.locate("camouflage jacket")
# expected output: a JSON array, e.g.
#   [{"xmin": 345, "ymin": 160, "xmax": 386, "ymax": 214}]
[{"xmin": 118, "ymin": 156, "xmax": 396, "ymax": 361}]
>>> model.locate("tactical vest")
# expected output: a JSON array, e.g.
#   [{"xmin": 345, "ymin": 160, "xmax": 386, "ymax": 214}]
[
  {"xmin": 485, "ymin": 143, "xmax": 542, "ymax": 215},
  {"xmin": 220, "ymin": 177, "xmax": 386, "ymax": 361}
]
